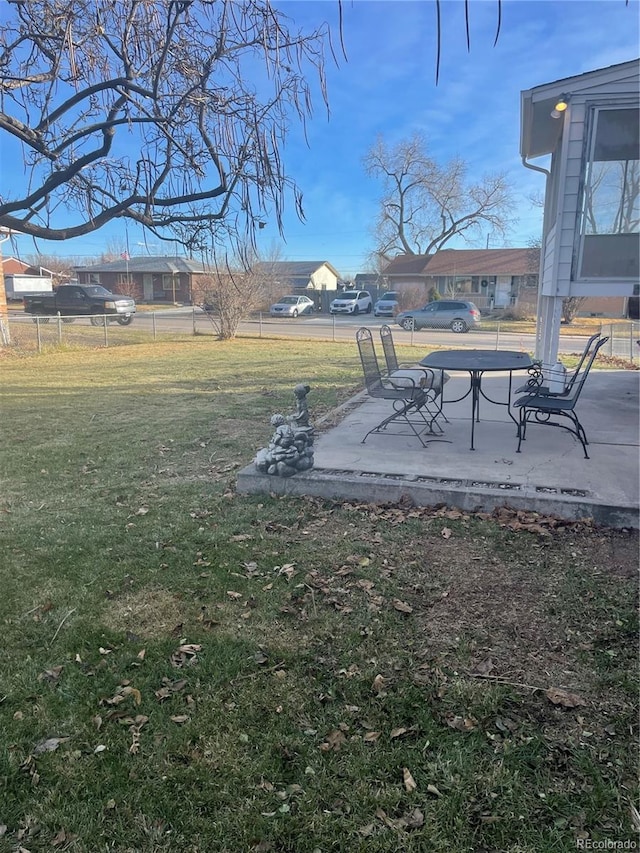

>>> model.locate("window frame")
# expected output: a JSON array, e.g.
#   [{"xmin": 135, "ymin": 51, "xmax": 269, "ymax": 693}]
[{"xmin": 575, "ymin": 103, "xmax": 639, "ymax": 283}]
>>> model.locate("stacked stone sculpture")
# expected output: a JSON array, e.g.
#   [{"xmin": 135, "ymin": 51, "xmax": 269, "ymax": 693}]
[{"xmin": 254, "ymin": 383, "xmax": 315, "ymax": 477}]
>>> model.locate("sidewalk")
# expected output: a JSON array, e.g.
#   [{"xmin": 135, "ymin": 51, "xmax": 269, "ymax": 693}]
[{"xmin": 237, "ymin": 370, "xmax": 639, "ymax": 529}]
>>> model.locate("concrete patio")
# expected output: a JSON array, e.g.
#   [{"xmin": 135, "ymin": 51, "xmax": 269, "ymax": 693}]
[{"xmin": 238, "ymin": 368, "xmax": 639, "ymax": 529}]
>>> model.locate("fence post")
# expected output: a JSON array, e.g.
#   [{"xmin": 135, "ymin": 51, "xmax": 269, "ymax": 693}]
[
  {"xmin": 193, "ymin": 306, "xmax": 197, "ymax": 335},
  {"xmin": 631, "ymin": 322, "xmax": 635, "ymax": 362},
  {"xmin": 104, "ymin": 317, "xmax": 109, "ymax": 346},
  {"xmin": 259, "ymin": 312, "xmax": 263, "ymax": 338},
  {"xmin": 36, "ymin": 316, "xmax": 42, "ymax": 353},
  {"xmin": 0, "ymin": 315, "xmax": 10, "ymax": 346},
  {"xmin": 608, "ymin": 323, "xmax": 613, "ymax": 356},
  {"xmin": 495, "ymin": 322, "xmax": 500, "ymax": 351},
  {"xmin": 152, "ymin": 312, "xmax": 157, "ymax": 341},
  {"xmin": 332, "ymin": 313, "xmax": 336, "ymax": 342},
  {"xmin": 56, "ymin": 312, "xmax": 62, "ymax": 344}
]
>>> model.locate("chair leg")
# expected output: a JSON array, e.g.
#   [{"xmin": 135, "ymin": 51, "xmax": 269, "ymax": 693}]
[
  {"xmin": 429, "ymin": 390, "xmax": 448, "ymax": 428},
  {"xmin": 417, "ymin": 393, "xmax": 445, "ymax": 435},
  {"xmin": 516, "ymin": 408, "xmax": 526, "ymax": 452},
  {"xmin": 566, "ymin": 411, "xmax": 590, "ymax": 458},
  {"xmin": 362, "ymin": 395, "xmax": 449, "ymax": 448},
  {"xmin": 515, "ymin": 407, "xmax": 590, "ymax": 459}
]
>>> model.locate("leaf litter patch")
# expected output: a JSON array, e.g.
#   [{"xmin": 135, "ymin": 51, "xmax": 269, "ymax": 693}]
[
  {"xmin": 102, "ymin": 587, "xmax": 190, "ymax": 640},
  {"xmin": 270, "ymin": 496, "xmax": 638, "ymax": 740}
]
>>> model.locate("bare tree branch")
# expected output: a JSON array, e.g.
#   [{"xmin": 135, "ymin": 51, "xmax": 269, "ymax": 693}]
[
  {"xmin": 364, "ymin": 133, "xmax": 516, "ymax": 262},
  {"xmin": 0, "ymin": 0, "xmax": 337, "ymax": 249}
]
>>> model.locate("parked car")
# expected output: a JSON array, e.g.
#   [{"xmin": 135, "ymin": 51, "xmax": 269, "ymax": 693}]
[
  {"xmin": 329, "ymin": 290, "xmax": 372, "ymax": 315},
  {"xmin": 23, "ymin": 284, "xmax": 136, "ymax": 325},
  {"xmin": 395, "ymin": 300, "xmax": 481, "ymax": 333},
  {"xmin": 374, "ymin": 292, "xmax": 399, "ymax": 317},
  {"xmin": 270, "ymin": 294, "xmax": 315, "ymax": 318}
]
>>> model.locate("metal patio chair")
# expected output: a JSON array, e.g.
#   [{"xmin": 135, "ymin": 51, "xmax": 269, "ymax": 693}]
[
  {"xmin": 515, "ymin": 332, "xmax": 602, "ymax": 397},
  {"xmin": 379, "ymin": 323, "xmax": 449, "ymax": 425},
  {"xmin": 356, "ymin": 327, "xmax": 447, "ymax": 447},
  {"xmin": 514, "ymin": 335, "xmax": 609, "ymax": 458}
]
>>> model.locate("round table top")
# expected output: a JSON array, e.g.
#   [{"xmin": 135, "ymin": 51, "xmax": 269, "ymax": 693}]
[{"xmin": 420, "ymin": 349, "xmax": 534, "ymax": 372}]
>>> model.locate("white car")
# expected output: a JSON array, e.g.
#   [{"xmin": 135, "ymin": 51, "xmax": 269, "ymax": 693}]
[
  {"xmin": 329, "ymin": 290, "xmax": 372, "ymax": 315},
  {"xmin": 269, "ymin": 294, "xmax": 315, "ymax": 317},
  {"xmin": 374, "ymin": 292, "xmax": 399, "ymax": 317}
]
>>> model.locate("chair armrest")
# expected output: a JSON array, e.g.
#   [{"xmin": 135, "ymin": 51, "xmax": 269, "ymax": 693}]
[
  {"xmin": 514, "ymin": 361, "xmax": 543, "ymax": 395},
  {"xmin": 513, "ymin": 391, "xmax": 578, "ymax": 412}
]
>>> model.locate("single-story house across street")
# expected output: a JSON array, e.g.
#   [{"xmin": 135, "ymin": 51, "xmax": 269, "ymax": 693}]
[
  {"xmin": 2, "ymin": 255, "xmax": 57, "ymax": 279},
  {"xmin": 73, "ymin": 256, "xmax": 346, "ymax": 310},
  {"xmin": 74, "ymin": 256, "xmax": 209, "ymax": 304},
  {"xmin": 2, "ymin": 256, "xmax": 60, "ymax": 300},
  {"xmin": 381, "ymin": 246, "xmax": 632, "ymax": 317},
  {"xmin": 381, "ymin": 248, "xmax": 540, "ymax": 314},
  {"xmin": 252, "ymin": 260, "xmax": 344, "ymax": 312},
  {"xmin": 2, "ymin": 256, "xmax": 32, "ymax": 276},
  {"xmin": 253, "ymin": 260, "xmax": 342, "ymax": 291}
]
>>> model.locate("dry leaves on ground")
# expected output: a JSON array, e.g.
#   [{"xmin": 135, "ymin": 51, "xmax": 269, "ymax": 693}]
[{"xmin": 545, "ymin": 687, "xmax": 587, "ymax": 708}]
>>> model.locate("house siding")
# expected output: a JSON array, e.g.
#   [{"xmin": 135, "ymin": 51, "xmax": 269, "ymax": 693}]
[
  {"xmin": 550, "ymin": 77, "xmax": 639, "ymax": 300},
  {"xmin": 523, "ymin": 59, "xmax": 639, "ymax": 364},
  {"xmin": 308, "ymin": 265, "xmax": 339, "ymax": 290}
]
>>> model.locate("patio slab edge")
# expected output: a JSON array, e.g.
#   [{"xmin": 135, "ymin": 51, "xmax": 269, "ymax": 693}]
[{"xmin": 236, "ymin": 464, "xmax": 639, "ymax": 530}]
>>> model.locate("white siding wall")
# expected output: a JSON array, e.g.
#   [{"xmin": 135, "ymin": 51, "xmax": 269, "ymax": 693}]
[
  {"xmin": 309, "ymin": 265, "xmax": 339, "ymax": 290},
  {"xmin": 549, "ymin": 72, "xmax": 639, "ymax": 299},
  {"xmin": 534, "ymin": 63, "xmax": 639, "ymax": 362}
]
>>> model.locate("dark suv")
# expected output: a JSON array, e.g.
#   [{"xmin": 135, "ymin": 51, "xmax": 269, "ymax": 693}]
[{"xmin": 395, "ymin": 300, "xmax": 481, "ymax": 333}]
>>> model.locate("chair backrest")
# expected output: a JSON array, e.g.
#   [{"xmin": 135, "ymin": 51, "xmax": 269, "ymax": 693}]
[
  {"xmin": 561, "ymin": 335, "xmax": 609, "ymax": 403},
  {"xmin": 562, "ymin": 332, "xmax": 603, "ymax": 394},
  {"xmin": 356, "ymin": 327, "xmax": 384, "ymax": 393},
  {"xmin": 379, "ymin": 324, "xmax": 399, "ymax": 373}
]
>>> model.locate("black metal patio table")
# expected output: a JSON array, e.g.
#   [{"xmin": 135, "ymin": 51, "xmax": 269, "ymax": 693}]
[{"xmin": 419, "ymin": 349, "xmax": 534, "ymax": 450}]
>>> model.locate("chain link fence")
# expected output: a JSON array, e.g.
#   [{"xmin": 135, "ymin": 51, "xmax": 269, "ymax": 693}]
[{"xmin": 3, "ymin": 309, "xmax": 639, "ymax": 366}]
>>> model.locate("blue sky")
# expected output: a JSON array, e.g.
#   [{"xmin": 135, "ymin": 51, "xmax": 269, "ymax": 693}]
[{"xmin": 5, "ymin": 0, "xmax": 639, "ymax": 277}]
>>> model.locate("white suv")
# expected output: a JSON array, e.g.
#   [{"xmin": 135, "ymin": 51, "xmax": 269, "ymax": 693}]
[
  {"xmin": 374, "ymin": 292, "xmax": 399, "ymax": 317},
  {"xmin": 329, "ymin": 290, "xmax": 372, "ymax": 315}
]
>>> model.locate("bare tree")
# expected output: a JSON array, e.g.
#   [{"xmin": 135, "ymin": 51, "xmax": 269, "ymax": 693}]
[
  {"xmin": 364, "ymin": 133, "xmax": 515, "ymax": 263},
  {"xmin": 192, "ymin": 245, "xmax": 285, "ymax": 340},
  {"xmin": 24, "ymin": 253, "xmax": 78, "ymax": 284},
  {"xmin": 561, "ymin": 296, "xmax": 587, "ymax": 325},
  {"xmin": 0, "ymin": 0, "xmax": 336, "ymax": 248},
  {"xmin": 583, "ymin": 160, "xmax": 640, "ymax": 235}
]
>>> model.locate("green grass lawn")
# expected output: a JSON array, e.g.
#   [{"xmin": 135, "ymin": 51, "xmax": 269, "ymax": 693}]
[{"xmin": 0, "ymin": 339, "xmax": 637, "ymax": 853}]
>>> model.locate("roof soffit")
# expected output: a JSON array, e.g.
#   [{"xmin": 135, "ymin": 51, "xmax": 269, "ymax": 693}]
[{"xmin": 521, "ymin": 58, "xmax": 640, "ymax": 159}]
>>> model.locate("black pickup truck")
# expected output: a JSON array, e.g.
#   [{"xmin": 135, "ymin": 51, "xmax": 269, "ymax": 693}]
[{"xmin": 23, "ymin": 284, "xmax": 136, "ymax": 325}]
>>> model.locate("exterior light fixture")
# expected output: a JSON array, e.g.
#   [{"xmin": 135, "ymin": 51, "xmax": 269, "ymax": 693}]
[{"xmin": 551, "ymin": 95, "xmax": 569, "ymax": 119}]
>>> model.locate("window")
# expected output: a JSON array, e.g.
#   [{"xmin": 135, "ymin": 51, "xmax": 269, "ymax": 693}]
[
  {"xmin": 452, "ymin": 275, "xmax": 474, "ymax": 294},
  {"xmin": 577, "ymin": 106, "xmax": 639, "ymax": 279},
  {"xmin": 88, "ymin": 272, "xmax": 101, "ymax": 284}
]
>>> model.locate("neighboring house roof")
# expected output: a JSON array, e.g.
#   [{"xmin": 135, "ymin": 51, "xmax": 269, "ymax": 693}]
[
  {"xmin": 382, "ymin": 255, "xmax": 431, "ymax": 275},
  {"xmin": 382, "ymin": 249, "xmax": 539, "ymax": 278},
  {"xmin": 422, "ymin": 248, "xmax": 540, "ymax": 277},
  {"xmin": 354, "ymin": 273, "xmax": 383, "ymax": 287},
  {"xmin": 253, "ymin": 260, "xmax": 341, "ymax": 279},
  {"xmin": 74, "ymin": 256, "xmax": 209, "ymax": 274}
]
